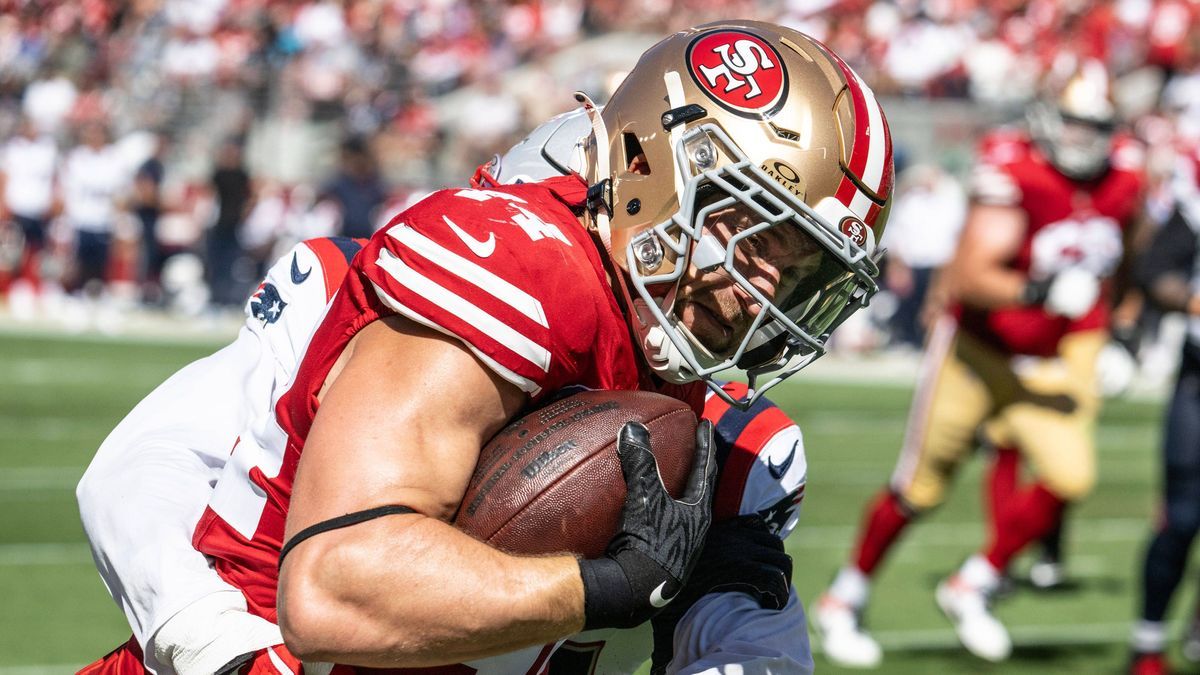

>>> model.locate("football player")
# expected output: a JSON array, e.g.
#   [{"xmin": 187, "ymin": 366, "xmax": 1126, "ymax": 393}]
[
  {"xmin": 1128, "ymin": 139, "xmax": 1200, "ymax": 675},
  {"xmin": 77, "ymin": 21, "xmax": 893, "ymax": 674},
  {"xmin": 80, "ymin": 112, "xmax": 813, "ymax": 675},
  {"xmin": 814, "ymin": 59, "xmax": 1146, "ymax": 666}
]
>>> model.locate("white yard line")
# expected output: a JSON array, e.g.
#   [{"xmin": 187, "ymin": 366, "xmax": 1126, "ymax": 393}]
[
  {"xmin": 0, "ymin": 467, "xmax": 82, "ymax": 490},
  {"xmin": 812, "ymin": 621, "xmax": 1133, "ymax": 653},
  {"xmin": 0, "ymin": 543, "xmax": 93, "ymax": 566},
  {"xmin": 791, "ymin": 517, "xmax": 1149, "ymax": 549}
]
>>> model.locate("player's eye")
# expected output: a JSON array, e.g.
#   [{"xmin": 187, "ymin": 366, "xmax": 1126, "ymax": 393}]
[{"xmin": 746, "ymin": 232, "xmax": 769, "ymax": 255}]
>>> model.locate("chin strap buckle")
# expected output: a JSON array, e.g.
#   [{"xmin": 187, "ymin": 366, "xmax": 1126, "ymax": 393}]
[{"xmin": 586, "ymin": 179, "xmax": 613, "ymax": 218}]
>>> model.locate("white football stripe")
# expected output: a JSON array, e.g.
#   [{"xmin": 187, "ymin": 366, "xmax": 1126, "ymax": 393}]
[
  {"xmin": 374, "ymin": 250, "xmax": 552, "ymax": 373},
  {"xmin": 266, "ymin": 647, "xmax": 297, "ymax": 675},
  {"xmin": 387, "ymin": 224, "xmax": 548, "ymax": 328},
  {"xmin": 849, "ymin": 190, "xmax": 874, "ymax": 221},
  {"xmin": 853, "ymin": 72, "xmax": 887, "ymax": 196},
  {"xmin": 371, "ymin": 282, "xmax": 542, "ymax": 394},
  {"xmin": 663, "ymin": 70, "xmax": 688, "ymax": 197}
]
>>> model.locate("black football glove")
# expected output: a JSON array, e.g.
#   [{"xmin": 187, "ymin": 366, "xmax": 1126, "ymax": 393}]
[
  {"xmin": 215, "ymin": 644, "xmax": 304, "ymax": 674},
  {"xmin": 1019, "ymin": 268, "xmax": 1100, "ymax": 319},
  {"xmin": 649, "ymin": 515, "xmax": 794, "ymax": 674},
  {"xmin": 577, "ymin": 420, "xmax": 717, "ymax": 630}
]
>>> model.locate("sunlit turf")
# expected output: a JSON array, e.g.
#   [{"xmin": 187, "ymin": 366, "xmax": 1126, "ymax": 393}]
[{"xmin": 0, "ymin": 331, "xmax": 1174, "ymax": 673}]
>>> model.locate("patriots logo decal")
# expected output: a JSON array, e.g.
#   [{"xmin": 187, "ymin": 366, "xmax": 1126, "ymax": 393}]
[{"xmin": 250, "ymin": 283, "xmax": 287, "ymax": 325}]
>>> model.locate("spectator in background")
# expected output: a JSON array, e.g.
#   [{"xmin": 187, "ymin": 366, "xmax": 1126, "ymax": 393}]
[
  {"xmin": 208, "ymin": 137, "xmax": 253, "ymax": 308},
  {"xmin": 22, "ymin": 67, "xmax": 77, "ymax": 136},
  {"xmin": 132, "ymin": 130, "xmax": 170, "ymax": 304},
  {"xmin": 61, "ymin": 121, "xmax": 123, "ymax": 297},
  {"xmin": 883, "ymin": 163, "xmax": 967, "ymax": 348},
  {"xmin": 320, "ymin": 136, "xmax": 387, "ymax": 239},
  {"xmin": 0, "ymin": 115, "xmax": 59, "ymax": 293},
  {"xmin": 454, "ymin": 75, "xmax": 524, "ymax": 168}
]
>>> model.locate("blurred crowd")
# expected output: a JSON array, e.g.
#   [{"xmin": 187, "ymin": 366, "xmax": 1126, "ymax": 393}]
[{"xmin": 2, "ymin": 0, "xmax": 1200, "ymax": 336}]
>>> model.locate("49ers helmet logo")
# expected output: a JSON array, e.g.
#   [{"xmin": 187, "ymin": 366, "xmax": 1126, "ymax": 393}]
[
  {"xmin": 839, "ymin": 216, "xmax": 869, "ymax": 248},
  {"xmin": 687, "ymin": 29, "xmax": 788, "ymax": 118}
]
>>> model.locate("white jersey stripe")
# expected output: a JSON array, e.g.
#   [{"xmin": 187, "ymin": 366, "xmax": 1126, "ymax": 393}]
[
  {"xmin": 266, "ymin": 646, "xmax": 298, "ymax": 675},
  {"xmin": 374, "ymin": 249, "xmax": 552, "ymax": 373},
  {"xmin": 854, "ymin": 71, "xmax": 887, "ymax": 197},
  {"xmin": 387, "ymin": 223, "xmax": 549, "ymax": 328},
  {"xmin": 370, "ymin": 281, "xmax": 542, "ymax": 395},
  {"xmin": 891, "ymin": 314, "xmax": 957, "ymax": 491}
]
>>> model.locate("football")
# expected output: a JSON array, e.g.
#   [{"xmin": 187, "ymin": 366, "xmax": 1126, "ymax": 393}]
[{"xmin": 454, "ymin": 389, "xmax": 699, "ymax": 559}]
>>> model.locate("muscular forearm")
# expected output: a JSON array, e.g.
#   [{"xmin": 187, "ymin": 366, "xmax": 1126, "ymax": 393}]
[{"xmin": 279, "ymin": 513, "xmax": 584, "ymax": 666}]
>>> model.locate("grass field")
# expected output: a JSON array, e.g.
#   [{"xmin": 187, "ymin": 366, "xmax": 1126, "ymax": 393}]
[{"xmin": 0, "ymin": 330, "xmax": 1179, "ymax": 673}]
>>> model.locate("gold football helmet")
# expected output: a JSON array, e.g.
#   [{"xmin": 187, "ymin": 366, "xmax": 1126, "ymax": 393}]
[
  {"xmin": 1028, "ymin": 58, "xmax": 1118, "ymax": 181},
  {"xmin": 580, "ymin": 20, "xmax": 894, "ymax": 406}
]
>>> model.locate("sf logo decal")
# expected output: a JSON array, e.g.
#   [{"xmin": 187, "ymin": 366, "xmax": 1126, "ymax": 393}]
[
  {"xmin": 687, "ymin": 29, "xmax": 788, "ymax": 118},
  {"xmin": 701, "ymin": 40, "xmax": 776, "ymax": 98}
]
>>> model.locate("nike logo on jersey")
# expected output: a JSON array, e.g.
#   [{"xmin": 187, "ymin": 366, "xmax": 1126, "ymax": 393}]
[
  {"xmin": 290, "ymin": 253, "xmax": 312, "ymax": 284},
  {"xmin": 649, "ymin": 580, "xmax": 677, "ymax": 608},
  {"xmin": 767, "ymin": 440, "xmax": 798, "ymax": 480},
  {"xmin": 445, "ymin": 216, "xmax": 496, "ymax": 258}
]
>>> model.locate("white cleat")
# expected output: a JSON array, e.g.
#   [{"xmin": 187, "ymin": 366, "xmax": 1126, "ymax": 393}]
[
  {"xmin": 936, "ymin": 575, "xmax": 1012, "ymax": 662},
  {"xmin": 1183, "ymin": 620, "xmax": 1200, "ymax": 663},
  {"xmin": 1029, "ymin": 558, "xmax": 1064, "ymax": 590},
  {"xmin": 813, "ymin": 593, "xmax": 883, "ymax": 669}
]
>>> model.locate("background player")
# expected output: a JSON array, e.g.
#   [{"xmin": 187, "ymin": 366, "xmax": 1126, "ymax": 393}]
[
  {"xmin": 1128, "ymin": 140, "xmax": 1200, "ymax": 675},
  {"xmin": 77, "ymin": 21, "xmax": 892, "ymax": 673},
  {"xmin": 813, "ymin": 58, "xmax": 1145, "ymax": 667}
]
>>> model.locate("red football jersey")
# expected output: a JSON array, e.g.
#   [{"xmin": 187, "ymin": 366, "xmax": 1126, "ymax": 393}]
[
  {"xmin": 956, "ymin": 129, "xmax": 1146, "ymax": 356},
  {"xmin": 192, "ymin": 175, "xmax": 705, "ymax": 623}
]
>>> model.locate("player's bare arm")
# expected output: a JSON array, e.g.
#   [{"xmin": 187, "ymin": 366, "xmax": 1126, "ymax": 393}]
[
  {"xmin": 1110, "ymin": 208, "xmax": 1151, "ymax": 326},
  {"xmin": 944, "ymin": 203, "xmax": 1028, "ymax": 309},
  {"xmin": 279, "ymin": 315, "xmax": 586, "ymax": 665}
]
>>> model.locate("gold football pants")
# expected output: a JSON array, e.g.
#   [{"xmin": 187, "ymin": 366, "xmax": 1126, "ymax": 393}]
[{"xmin": 889, "ymin": 317, "xmax": 1104, "ymax": 511}]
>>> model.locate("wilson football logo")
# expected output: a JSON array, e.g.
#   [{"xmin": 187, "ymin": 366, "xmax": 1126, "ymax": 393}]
[{"xmin": 687, "ymin": 30, "xmax": 787, "ymax": 118}]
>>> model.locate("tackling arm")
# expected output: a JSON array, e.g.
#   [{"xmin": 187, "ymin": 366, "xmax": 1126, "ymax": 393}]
[
  {"xmin": 648, "ymin": 394, "xmax": 808, "ymax": 675},
  {"xmin": 666, "ymin": 590, "xmax": 812, "ymax": 675},
  {"xmin": 277, "ymin": 315, "xmax": 587, "ymax": 666},
  {"xmin": 76, "ymin": 330, "xmax": 285, "ymax": 671}
]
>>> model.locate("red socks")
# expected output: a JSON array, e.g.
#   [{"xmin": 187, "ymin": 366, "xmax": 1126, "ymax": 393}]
[
  {"xmin": 985, "ymin": 482, "xmax": 1065, "ymax": 570},
  {"xmin": 987, "ymin": 445, "xmax": 1020, "ymax": 526},
  {"xmin": 853, "ymin": 490, "xmax": 913, "ymax": 575}
]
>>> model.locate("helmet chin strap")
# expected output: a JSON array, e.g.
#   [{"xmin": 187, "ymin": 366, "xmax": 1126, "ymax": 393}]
[
  {"xmin": 574, "ymin": 88, "xmax": 701, "ymax": 388},
  {"xmin": 574, "ymin": 91, "xmax": 612, "ymax": 251}
]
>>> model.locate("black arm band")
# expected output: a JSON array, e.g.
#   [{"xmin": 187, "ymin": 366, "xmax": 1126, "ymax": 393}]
[{"xmin": 278, "ymin": 504, "xmax": 416, "ymax": 567}]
